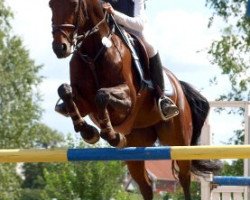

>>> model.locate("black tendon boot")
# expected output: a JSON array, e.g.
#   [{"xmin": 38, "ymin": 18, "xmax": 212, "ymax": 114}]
[
  {"xmin": 149, "ymin": 53, "xmax": 179, "ymax": 120},
  {"xmin": 55, "ymin": 100, "xmax": 69, "ymax": 117}
]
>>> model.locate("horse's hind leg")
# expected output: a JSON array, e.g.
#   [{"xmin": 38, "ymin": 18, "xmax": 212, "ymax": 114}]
[
  {"xmin": 125, "ymin": 128, "xmax": 157, "ymax": 200},
  {"xmin": 126, "ymin": 161, "xmax": 153, "ymax": 200},
  {"xmin": 57, "ymin": 83, "xmax": 100, "ymax": 144},
  {"xmin": 177, "ymin": 161, "xmax": 192, "ymax": 200},
  {"xmin": 155, "ymin": 121, "xmax": 192, "ymax": 200}
]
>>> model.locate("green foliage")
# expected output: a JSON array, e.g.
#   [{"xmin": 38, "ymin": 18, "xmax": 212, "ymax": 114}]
[
  {"xmin": 28, "ymin": 123, "xmax": 65, "ymax": 148},
  {"xmin": 0, "ymin": 1, "xmax": 67, "ymax": 199},
  {"xmin": 40, "ymin": 161, "xmax": 127, "ymax": 200},
  {"xmin": 205, "ymin": 0, "xmax": 250, "ymax": 101},
  {"xmin": 0, "ymin": 0, "xmax": 41, "ymax": 199},
  {"xmin": 0, "ymin": 0, "xmax": 43, "ymax": 149},
  {"xmin": 205, "ymin": 0, "xmax": 248, "ymax": 180},
  {"xmin": 21, "ymin": 163, "xmax": 47, "ymax": 189},
  {"xmin": 0, "ymin": 34, "xmax": 43, "ymax": 148},
  {"xmin": 221, "ymin": 159, "xmax": 243, "ymax": 176},
  {"xmin": 0, "ymin": 164, "xmax": 22, "ymax": 200},
  {"xmin": 20, "ymin": 189, "xmax": 44, "ymax": 200},
  {"xmin": 167, "ymin": 182, "xmax": 201, "ymax": 200}
]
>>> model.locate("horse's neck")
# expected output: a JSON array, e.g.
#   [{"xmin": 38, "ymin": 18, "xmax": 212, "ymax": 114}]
[
  {"xmin": 87, "ymin": 1, "xmax": 110, "ymax": 37},
  {"xmin": 78, "ymin": 4, "xmax": 110, "ymax": 50}
]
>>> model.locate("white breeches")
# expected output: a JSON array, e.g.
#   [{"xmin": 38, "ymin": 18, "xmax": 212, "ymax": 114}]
[{"xmin": 125, "ymin": 26, "xmax": 158, "ymax": 58}]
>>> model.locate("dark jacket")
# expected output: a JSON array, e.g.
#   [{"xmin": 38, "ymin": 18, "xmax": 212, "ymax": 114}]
[{"xmin": 106, "ymin": 0, "xmax": 135, "ymax": 17}]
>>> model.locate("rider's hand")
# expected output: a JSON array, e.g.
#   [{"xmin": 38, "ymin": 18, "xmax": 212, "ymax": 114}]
[{"xmin": 102, "ymin": 3, "xmax": 115, "ymax": 15}]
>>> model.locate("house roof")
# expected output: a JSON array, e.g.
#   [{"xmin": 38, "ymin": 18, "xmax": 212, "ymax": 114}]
[{"xmin": 145, "ymin": 160, "xmax": 176, "ymax": 181}]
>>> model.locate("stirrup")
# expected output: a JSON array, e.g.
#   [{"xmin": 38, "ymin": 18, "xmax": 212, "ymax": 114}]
[
  {"xmin": 157, "ymin": 96, "xmax": 179, "ymax": 121},
  {"xmin": 55, "ymin": 99, "xmax": 70, "ymax": 117}
]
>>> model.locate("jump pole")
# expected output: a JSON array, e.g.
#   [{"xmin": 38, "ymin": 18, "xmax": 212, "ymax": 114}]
[
  {"xmin": 1, "ymin": 145, "xmax": 250, "ymax": 163},
  {"xmin": 247, "ymin": 0, "xmax": 250, "ymax": 17},
  {"xmin": 213, "ymin": 176, "xmax": 250, "ymax": 186}
]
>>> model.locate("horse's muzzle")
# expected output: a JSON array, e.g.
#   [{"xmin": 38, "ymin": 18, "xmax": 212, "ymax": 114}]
[{"xmin": 52, "ymin": 41, "xmax": 71, "ymax": 58}]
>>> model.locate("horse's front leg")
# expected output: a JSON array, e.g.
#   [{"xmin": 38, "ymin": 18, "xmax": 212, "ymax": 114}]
[
  {"xmin": 57, "ymin": 83, "xmax": 100, "ymax": 144},
  {"xmin": 95, "ymin": 84, "xmax": 132, "ymax": 147}
]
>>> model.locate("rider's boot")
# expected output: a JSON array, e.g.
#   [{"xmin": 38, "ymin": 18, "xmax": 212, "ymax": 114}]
[{"xmin": 149, "ymin": 53, "xmax": 179, "ymax": 120}]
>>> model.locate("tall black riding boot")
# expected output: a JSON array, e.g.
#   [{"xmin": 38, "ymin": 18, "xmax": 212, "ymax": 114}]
[{"xmin": 149, "ymin": 53, "xmax": 179, "ymax": 120}]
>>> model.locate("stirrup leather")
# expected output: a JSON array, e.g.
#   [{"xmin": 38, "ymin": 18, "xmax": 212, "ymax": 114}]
[{"xmin": 157, "ymin": 96, "xmax": 179, "ymax": 121}]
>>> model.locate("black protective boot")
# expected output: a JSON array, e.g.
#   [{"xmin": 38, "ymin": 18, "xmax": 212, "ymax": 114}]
[
  {"xmin": 55, "ymin": 100, "xmax": 69, "ymax": 117},
  {"xmin": 149, "ymin": 53, "xmax": 179, "ymax": 120}
]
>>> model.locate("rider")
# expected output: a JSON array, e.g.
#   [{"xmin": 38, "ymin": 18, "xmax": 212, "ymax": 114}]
[{"xmin": 102, "ymin": 0, "xmax": 179, "ymax": 120}]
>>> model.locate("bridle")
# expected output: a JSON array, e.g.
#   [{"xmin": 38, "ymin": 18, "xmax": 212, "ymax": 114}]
[
  {"xmin": 51, "ymin": 0, "xmax": 113, "ymax": 89},
  {"xmin": 51, "ymin": 0, "xmax": 109, "ymax": 52},
  {"xmin": 52, "ymin": 0, "xmax": 83, "ymax": 46}
]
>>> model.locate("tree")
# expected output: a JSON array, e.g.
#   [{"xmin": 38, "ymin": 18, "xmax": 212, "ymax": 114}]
[
  {"xmin": 0, "ymin": 164, "xmax": 22, "ymax": 200},
  {"xmin": 205, "ymin": 0, "xmax": 248, "ymax": 178},
  {"xmin": 0, "ymin": 0, "xmax": 42, "ymax": 149},
  {"xmin": 205, "ymin": 0, "xmax": 250, "ymax": 101},
  {"xmin": 41, "ymin": 160, "xmax": 127, "ymax": 200},
  {"xmin": 168, "ymin": 182, "xmax": 201, "ymax": 200},
  {"xmin": 0, "ymin": 1, "xmax": 65, "ymax": 199},
  {"xmin": 19, "ymin": 125, "xmax": 64, "ymax": 200},
  {"xmin": 40, "ymin": 141, "xmax": 134, "ymax": 200}
]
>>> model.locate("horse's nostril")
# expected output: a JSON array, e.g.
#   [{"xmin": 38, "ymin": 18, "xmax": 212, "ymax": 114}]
[
  {"xmin": 61, "ymin": 43, "xmax": 67, "ymax": 52},
  {"xmin": 52, "ymin": 42, "xmax": 69, "ymax": 58}
]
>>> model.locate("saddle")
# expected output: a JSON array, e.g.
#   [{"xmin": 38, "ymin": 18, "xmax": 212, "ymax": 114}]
[{"xmin": 109, "ymin": 15, "xmax": 153, "ymax": 91}]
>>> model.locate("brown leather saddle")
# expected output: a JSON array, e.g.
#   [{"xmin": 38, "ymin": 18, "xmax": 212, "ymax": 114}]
[{"xmin": 109, "ymin": 15, "xmax": 153, "ymax": 91}]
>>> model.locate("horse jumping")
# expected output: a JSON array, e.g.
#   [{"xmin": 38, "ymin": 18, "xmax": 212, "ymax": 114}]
[{"xmin": 49, "ymin": 0, "xmax": 221, "ymax": 199}]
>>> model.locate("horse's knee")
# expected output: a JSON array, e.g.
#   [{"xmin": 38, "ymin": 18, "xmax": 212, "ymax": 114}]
[
  {"xmin": 58, "ymin": 83, "xmax": 73, "ymax": 100},
  {"xmin": 95, "ymin": 89, "xmax": 110, "ymax": 109}
]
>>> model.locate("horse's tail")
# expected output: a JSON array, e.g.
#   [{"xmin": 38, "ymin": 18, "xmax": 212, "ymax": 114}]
[{"xmin": 180, "ymin": 81, "xmax": 222, "ymax": 175}]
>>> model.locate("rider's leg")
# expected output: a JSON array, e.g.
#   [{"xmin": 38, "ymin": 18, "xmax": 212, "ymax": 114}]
[
  {"xmin": 138, "ymin": 33, "xmax": 179, "ymax": 120},
  {"xmin": 149, "ymin": 53, "xmax": 179, "ymax": 120}
]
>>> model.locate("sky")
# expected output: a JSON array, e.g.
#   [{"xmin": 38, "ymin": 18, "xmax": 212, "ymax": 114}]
[{"xmin": 5, "ymin": 0, "xmax": 244, "ymax": 145}]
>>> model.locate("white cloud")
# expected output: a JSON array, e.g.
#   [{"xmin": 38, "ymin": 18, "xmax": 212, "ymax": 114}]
[{"xmin": 149, "ymin": 9, "xmax": 220, "ymax": 70}]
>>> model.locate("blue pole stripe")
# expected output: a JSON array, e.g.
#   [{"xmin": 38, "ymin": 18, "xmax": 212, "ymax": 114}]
[
  {"xmin": 67, "ymin": 147, "xmax": 171, "ymax": 161},
  {"xmin": 213, "ymin": 176, "xmax": 250, "ymax": 186},
  {"xmin": 247, "ymin": 0, "xmax": 250, "ymax": 17}
]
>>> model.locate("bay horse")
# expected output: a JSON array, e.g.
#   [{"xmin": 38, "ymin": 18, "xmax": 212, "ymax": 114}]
[{"xmin": 49, "ymin": 0, "xmax": 221, "ymax": 199}]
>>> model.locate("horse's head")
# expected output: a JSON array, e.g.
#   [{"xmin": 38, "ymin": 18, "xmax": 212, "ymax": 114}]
[{"xmin": 49, "ymin": 0, "xmax": 89, "ymax": 58}]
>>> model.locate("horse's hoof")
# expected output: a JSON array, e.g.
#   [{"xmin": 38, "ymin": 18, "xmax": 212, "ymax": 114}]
[
  {"xmin": 83, "ymin": 133, "xmax": 100, "ymax": 144},
  {"xmin": 58, "ymin": 83, "xmax": 73, "ymax": 100},
  {"xmin": 80, "ymin": 125, "xmax": 100, "ymax": 144},
  {"xmin": 107, "ymin": 133, "xmax": 127, "ymax": 148},
  {"xmin": 115, "ymin": 133, "xmax": 127, "ymax": 148}
]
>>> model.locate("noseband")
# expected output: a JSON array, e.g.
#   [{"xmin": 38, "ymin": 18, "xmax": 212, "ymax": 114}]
[
  {"xmin": 51, "ymin": 0, "xmax": 112, "ymax": 89},
  {"xmin": 52, "ymin": 0, "xmax": 108, "ymax": 49}
]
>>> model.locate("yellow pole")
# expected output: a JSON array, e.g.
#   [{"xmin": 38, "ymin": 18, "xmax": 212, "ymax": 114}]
[
  {"xmin": 0, "ymin": 149, "xmax": 68, "ymax": 163},
  {"xmin": 171, "ymin": 145, "xmax": 250, "ymax": 160}
]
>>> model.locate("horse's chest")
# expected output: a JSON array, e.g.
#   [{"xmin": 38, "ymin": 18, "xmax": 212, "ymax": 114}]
[{"xmin": 97, "ymin": 64, "xmax": 124, "ymax": 86}]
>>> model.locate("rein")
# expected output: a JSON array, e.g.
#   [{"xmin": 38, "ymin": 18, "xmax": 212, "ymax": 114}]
[
  {"xmin": 52, "ymin": 0, "xmax": 114, "ymax": 89},
  {"xmin": 52, "ymin": 0, "xmax": 110, "ymax": 52}
]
